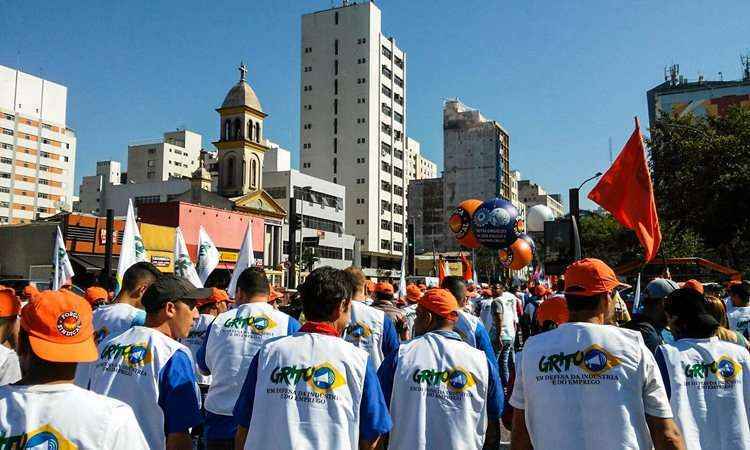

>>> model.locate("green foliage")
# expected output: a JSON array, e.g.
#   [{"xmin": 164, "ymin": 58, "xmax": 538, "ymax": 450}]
[
  {"xmin": 579, "ymin": 213, "xmax": 640, "ymax": 268},
  {"xmin": 647, "ymin": 106, "xmax": 750, "ymax": 274}
]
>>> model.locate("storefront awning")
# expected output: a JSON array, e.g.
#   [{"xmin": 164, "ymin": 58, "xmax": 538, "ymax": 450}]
[{"xmin": 69, "ymin": 254, "xmax": 119, "ymax": 272}]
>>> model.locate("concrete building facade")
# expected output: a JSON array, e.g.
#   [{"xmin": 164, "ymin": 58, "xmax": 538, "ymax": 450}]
[
  {"xmin": 518, "ymin": 179, "xmax": 564, "ymax": 218},
  {"xmin": 0, "ymin": 64, "xmax": 77, "ymax": 223},
  {"xmin": 264, "ymin": 169, "xmax": 355, "ymax": 270},
  {"xmin": 405, "ymin": 137, "xmax": 437, "ymax": 182},
  {"xmin": 407, "ymin": 177, "xmax": 445, "ymax": 254},
  {"xmin": 443, "ymin": 100, "xmax": 510, "ymax": 212},
  {"xmin": 300, "ymin": 1, "xmax": 407, "ymax": 275},
  {"xmin": 127, "ymin": 129, "xmax": 202, "ymax": 183}
]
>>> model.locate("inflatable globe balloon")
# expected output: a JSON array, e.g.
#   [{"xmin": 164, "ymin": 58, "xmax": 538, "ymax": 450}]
[
  {"xmin": 498, "ymin": 238, "xmax": 534, "ymax": 270},
  {"xmin": 519, "ymin": 233, "xmax": 536, "ymax": 258},
  {"xmin": 448, "ymin": 199, "xmax": 482, "ymax": 249},
  {"xmin": 472, "ymin": 198, "xmax": 520, "ymax": 249},
  {"xmin": 526, "ymin": 204, "xmax": 555, "ymax": 233}
]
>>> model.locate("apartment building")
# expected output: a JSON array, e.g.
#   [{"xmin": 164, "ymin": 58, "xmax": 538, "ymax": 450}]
[{"xmin": 127, "ymin": 129, "xmax": 202, "ymax": 183}]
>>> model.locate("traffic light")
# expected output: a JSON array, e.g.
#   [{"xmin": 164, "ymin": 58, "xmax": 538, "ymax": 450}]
[{"xmin": 292, "ymin": 215, "xmax": 303, "ymax": 231}]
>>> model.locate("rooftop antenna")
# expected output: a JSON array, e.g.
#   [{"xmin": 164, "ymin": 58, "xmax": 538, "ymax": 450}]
[{"xmin": 718, "ymin": 71, "xmax": 724, "ymax": 81}]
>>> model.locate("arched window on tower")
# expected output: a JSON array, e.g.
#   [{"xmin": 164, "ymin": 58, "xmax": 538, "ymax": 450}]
[
  {"xmin": 223, "ymin": 120, "xmax": 231, "ymax": 140},
  {"xmin": 247, "ymin": 120, "xmax": 254, "ymax": 141},
  {"xmin": 226, "ymin": 156, "xmax": 236, "ymax": 187},
  {"xmin": 255, "ymin": 122, "xmax": 261, "ymax": 143},
  {"xmin": 250, "ymin": 158, "xmax": 258, "ymax": 189},
  {"xmin": 233, "ymin": 118, "xmax": 242, "ymax": 140}
]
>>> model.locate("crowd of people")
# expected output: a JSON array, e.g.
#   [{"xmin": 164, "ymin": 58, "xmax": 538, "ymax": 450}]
[{"xmin": 0, "ymin": 259, "xmax": 748, "ymax": 449}]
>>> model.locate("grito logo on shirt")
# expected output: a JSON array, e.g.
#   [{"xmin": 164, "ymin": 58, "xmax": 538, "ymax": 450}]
[
  {"xmin": 412, "ymin": 367, "xmax": 477, "ymax": 392},
  {"xmin": 538, "ymin": 344, "xmax": 621, "ymax": 376},
  {"xmin": 0, "ymin": 424, "xmax": 76, "ymax": 450},
  {"xmin": 270, "ymin": 362, "xmax": 347, "ymax": 394},
  {"xmin": 101, "ymin": 341, "xmax": 153, "ymax": 368},
  {"xmin": 345, "ymin": 321, "xmax": 373, "ymax": 340},
  {"xmin": 224, "ymin": 315, "xmax": 277, "ymax": 334},
  {"xmin": 684, "ymin": 356, "xmax": 742, "ymax": 382}
]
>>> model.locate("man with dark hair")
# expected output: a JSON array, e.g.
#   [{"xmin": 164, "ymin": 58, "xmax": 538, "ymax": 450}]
[
  {"xmin": 234, "ymin": 266, "xmax": 391, "ymax": 450},
  {"xmin": 623, "ymin": 278, "xmax": 679, "ymax": 353},
  {"xmin": 442, "ymin": 276, "xmax": 497, "ymax": 372},
  {"xmin": 196, "ymin": 269, "xmax": 300, "ymax": 450},
  {"xmin": 75, "ymin": 261, "xmax": 162, "ymax": 387},
  {"xmin": 88, "ymin": 275, "xmax": 207, "ymax": 450},
  {"xmin": 655, "ymin": 288, "xmax": 750, "ymax": 450},
  {"xmin": 0, "ymin": 290, "xmax": 148, "ymax": 448},
  {"xmin": 510, "ymin": 259, "xmax": 685, "ymax": 450},
  {"xmin": 342, "ymin": 267, "xmax": 400, "ymax": 369},
  {"xmin": 727, "ymin": 281, "xmax": 750, "ymax": 339},
  {"xmin": 378, "ymin": 288, "xmax": 503, "ymax": 450}
]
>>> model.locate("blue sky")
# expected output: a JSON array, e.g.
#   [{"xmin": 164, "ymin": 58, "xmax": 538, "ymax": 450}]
[{"xmin": 2, "ymin": 0, "xmax": 748, "ymax": 209}]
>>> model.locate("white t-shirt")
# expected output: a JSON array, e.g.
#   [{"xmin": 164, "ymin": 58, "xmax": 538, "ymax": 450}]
[
  {"xmin": 0, "ymin": 383, "xmax": 148, "ymax": 449},
  {"xmin": 657, "ymin": 337, "xmax": 750, "ymax": 450},
  {"xmin": 401, "ymin": 303, "xmax": 418, "ymax": 339},
  {"xmin": 727, "ymin": 303, "xmax": 750, "ymax": 339},
  {"xmin": 181, "ymin": 313, "xmax": 215, "ymax": 385},
  {"xmin": 0, "ymin": 346, "xmax": 21, "ymax": 386},
  {"xmin": 510, "ymin": 322, "xmax": 673, "ymax": 450},
  {"xmin": 481, "ymin": 293, "xmax": 518, "ymax": 341},
  {"xmin": 344, "ymin": 301, "xmax": 387, "ymax": 368},
  {"xmin": 92, "ymin": 302, "xmax": 147, "ymax": 344}
]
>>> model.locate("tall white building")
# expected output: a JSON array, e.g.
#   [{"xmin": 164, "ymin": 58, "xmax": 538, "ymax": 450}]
[
  {"xmin": 300, "ymin": 1, "xmax": 407, "ymax": 274},
  {"xmin": 0, "ymin": 65, "xmax": 77, "ymax": 224},
  {"xmin": 127, "ymin": 129, "xmax": 202, "ymax": 183},
  {"xmin": 406, "ymin": 137, "xmax": 437, "ymax": 181}
]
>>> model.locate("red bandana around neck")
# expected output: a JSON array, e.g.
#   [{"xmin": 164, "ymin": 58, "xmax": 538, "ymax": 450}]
[{"xmin": 299, "ymin": 321, "xmax": 340, "ymax": 337}]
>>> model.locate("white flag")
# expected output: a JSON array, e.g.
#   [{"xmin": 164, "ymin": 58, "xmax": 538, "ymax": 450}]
[
  {"xmin": 53, "ymin": 226, "xmax": 74, "ymax": 290},
  {"xmin": 174, "ymin": 227, "xmax": 203, "ymax": 288},
  {"xmin": 116, "ymin": 199, "xmax": 149, "ymax": 293},
  {"xmin": 197, "ymin": 226, "xmax": 220, "ymax": 284},
  {"xmin": 227, "ymin": 223, "xmax": 256, "ymax": 298},
  {"xmin": 632, "ymin": 273, "xmax": 642, "ymax": 313}
]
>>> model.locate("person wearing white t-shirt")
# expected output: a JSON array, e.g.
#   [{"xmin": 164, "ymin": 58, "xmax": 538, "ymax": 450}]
[
  {"xmin": 510, "ymin": 258, "xmax": 685, "ymax": 450},
  {"xmin": 378, "ymin": 288, "xmax": 504, "ymax": 450},
  {"xmin": 0, "ymin": 289, "xmax": 147, "ymax": 449},
  {"xmin": 88, "ymin": 275, "xmax": 206, "ymax": 450},
  {"xmin": 0, "ymin": 286, "xmax": 21, "ymax": 386},
  {"xmin": 233, "ymin": 267, "xmax": 392, "ymax": 450},
  {"xmin": 655, "ymin": 288, "xmax": 750, "ymax": 450},
  {"xmin": 195, "ymin": 269, "xmax": 301, "ymax": 449},
  {"xmin": 727, "ymin": 281, "xmax": 750, "ymax": 339}
]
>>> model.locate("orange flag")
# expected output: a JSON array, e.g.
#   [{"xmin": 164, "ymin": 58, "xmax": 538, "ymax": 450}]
[
  {"xmin": 438, "ymin": 256, "xmax": 446, "ymax": 283},
  {"xmin": 460, "ymin": 253, "xmax": 473, "ymax": 282},
  {"xmin": 588, "ymin": 118, "xmax": 662, "ymax": 261}
]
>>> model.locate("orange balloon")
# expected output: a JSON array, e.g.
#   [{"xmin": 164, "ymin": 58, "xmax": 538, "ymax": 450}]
[
  {"xmin": 450, "ymin": 199, "xmax": 482, "ymax": 249},
  {"xmin": 498, "ymin": 238, "xmax": 533, "ymax": 270}
]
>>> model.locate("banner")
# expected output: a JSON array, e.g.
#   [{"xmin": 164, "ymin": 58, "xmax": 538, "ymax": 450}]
[
  {"xmin": 227, "ymin": 223, "xmax": 256, "ymax": 298},
  {"xmin": 197, "ymin": 225, "xmax": 220, "ymax": 284},
  {"xmin": 174, "ymin": 227, "xmax": 203, "ymax": 288},
  {"xmin": 53, "ymin": 226, "xmax": 74, "ymax": 290},
  {"xmin": 116, "ymin": 199, "xmax": 149, "ymax": 293}
]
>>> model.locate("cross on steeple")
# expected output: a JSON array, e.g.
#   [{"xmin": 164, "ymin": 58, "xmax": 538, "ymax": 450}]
[{"xmin": 238, "ymin": 62, "xmax": 248, "ymax": 82}]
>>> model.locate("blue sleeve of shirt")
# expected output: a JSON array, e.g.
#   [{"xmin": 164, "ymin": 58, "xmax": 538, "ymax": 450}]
[
  {"xmin": 654, "ymin": 346, "xmax": 671, "ymax": 400},
  {"xmin": 474, "ymin": 323, "xmax": 499, "ymax": 371},
  {"xmin": 381, "ymin": 317, "xmax": 400, "ymax": 359},
  {"xmin": 360, "ymin": 357, "xmax": 393, "ymax": 442},
  {"xmin": 376, "ymin": 351, "xmax": 399, "ymax": 410},
  {"xmin": 486, "ymin": 354, "xmax": 504, "ymax": 420},
  {"xmin": 287, "ymin": 317, "xmax": 301, "ymax": 334},
  {"xmin": 233, "ymin": 352, "xmax": 260, "ymax": 428},
  {"xmin": 131, "ymin": 309, "xmax": 146, "ymax": 327},
  {"xmin": 196, "ymin": 322, "xmax": 212, "ymax": 375},
  {"xmin": 158, "ymin": 350, "xmax": 203, "ymax": 433}
]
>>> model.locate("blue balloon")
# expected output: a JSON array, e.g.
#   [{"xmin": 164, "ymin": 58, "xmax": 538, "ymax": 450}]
[{"xmin": 472, "ymin": 198, "xmax": 520, "ymax": 249}]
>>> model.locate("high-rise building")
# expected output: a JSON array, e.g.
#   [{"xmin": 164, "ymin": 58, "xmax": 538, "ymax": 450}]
[
  {"xmin": 300, "ymin": 1, "xmax": 407, "ymax": 274},
  {"xmin": 647, "ymin": 62, "xmax": 750, "ymax": 127},
  {"xmin": 127, "ymin": 129, "xmax": 202, "ymax": 183},
  {"xmin": 443, "ymin": 100, "xmax": 510, "ymax": 212},
  {"xmin": 405, "ymin": 137, "xmax": 437, "ymax": 181},
  {"xmin": 0, "ymin": 64, "xmax": 77, "ymax": 224}
]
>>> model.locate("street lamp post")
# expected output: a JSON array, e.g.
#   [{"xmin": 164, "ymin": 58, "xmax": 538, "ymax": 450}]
[
  {"xmin": 569, "ymin": 172, "xmax": 603, "ymax": 224},
  {"xmin": 297, "ymin": 185, "xmax": 313, "ymax": 274}
]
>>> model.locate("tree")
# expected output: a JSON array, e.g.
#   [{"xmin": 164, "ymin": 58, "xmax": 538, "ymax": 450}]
[{"xmin": 647, "ymin": 106, "xmax": 750, "ymax": 274}]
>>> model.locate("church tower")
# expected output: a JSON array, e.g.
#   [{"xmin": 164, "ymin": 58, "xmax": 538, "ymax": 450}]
[{"xmin": 215, "ymin": 63, "xmax": 268, "ymax": 197}]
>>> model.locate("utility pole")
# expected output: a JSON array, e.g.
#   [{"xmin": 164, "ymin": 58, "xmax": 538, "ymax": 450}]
[
  {"xmin": 99, "ymin": 209, "xmax": 114, "ymax": 289},
  {"xmin": 287, "ymin": 195, "xmax": 300, "ymax": 289}
]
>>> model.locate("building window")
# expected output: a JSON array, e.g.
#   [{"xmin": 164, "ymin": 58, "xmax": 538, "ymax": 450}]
[
  {"xmin": 394, "ymin": 167, "xmax": 403, "ymax": 178},
  {"xmin": 334, "ymin": 79, "xmax": 338, "ymax": 95},
  {"xmin": 345, "ymin": 249, "xmax": 353, "ymax": 260},
  {"xmin": 357, "ymin": 78, "xmax": 366, "ymax": 84},
  {"xmin": 394, "ymin": 93, "xmax": 404, "ymax": 105},
  {"xmin": 382, "ymin": 46, "xmax": 392, "ymax": 59},
  {"xmin": 381, "ymin": 142, "xmax": 392, "ymax": 155},
  {"xmin": 393, "ymin": 241, "xmax": 403, "ymax": 252},
  {"xmin": 316, "ymin": 246, "xmax": 343, "ymax": 260},
  {"xmin": 381, "ymin": 239, "xmax": 391, "ymax": 251},
  {"xmin": 382, "ymin": 161, "xmax": 391, "ymax": 173},
  {"xmin": 381, "ymin": 122, "xmax": 392, "ymax": 135},
  {"xmin": 304, "ymin": 123, "xmax": 312, "ymax": 130},
  {"xmin": 356, "ymin": 178, "xmax": 365, "ymax": 184},
  {"xmin": 394, "ymin": 112, "xmax": 403, "ymax": 124},
  {"xmin": 394, "ymin": 222, "xmax": 403, "ymax": 233},
  {"xmin": 0, "ymin": 143, "xmax": 12, "ymax": 150},
  {"xmin": 147, "ymin": 160, "xmax": 156, "ymax": 167},
  {"xmin": 333, "ymin": 98, "xmax": 338, "ymax": 114},
  {"xmin": 333, "ymin": 157, "xmax": 337, "ymax": 174},
  {"xmin": 381, "ymin": 219, "xmax": 391, "ymax": 231},
  {"xmin": 357, "ymin": 97, "xmax": 366, "ymax": 104},
  {"xmin": 356, "ymin": 118, "xmax": 366, "ymax": 124},
  {"xmin": 0, "ymin": 157, "xmax": 11, "ymax": 164},
  {"xmin": 334, "ymin": 60, "xmax": 338, "ymax": 75},
  {"xmin": 248, "ymin": 120, "xmax": 254, "ymax": 140},
  {"xmin": 381, "ymin": 65, "xmax": 392, "ymax": 79},
  {"xmin": 333, "ymin": 138, "xmax": 338, "ymax": 154},
  {"xmin": 394, "ymin": 130, "xmax": 402, "ymax": 141},
  {"xmin": 393, "ymin": 204, "xmax": 404, "ymax": 215},
  {"xmin": 394, "ymin": 75, "xmax": 404, "ymax": 88},
  {"xmin": 250, "ymin": 158, "xmax": 258, "ymax": 189},
  {"xmin": 382, "ymin": 103, "xmax": 392, "ymax": 116},
  {"xmin": 357, "ymin": 157, "xmax": 365, "ymax": 164},
  {"xmin": 394, "ymin": 185, "xmax": 404, "ymax": 196},
  {"xmin": 304, "ymin": 104, "xmax": 312, "ymax": 110},
  {"xmin": 303, "ymin": 162, "xmax": 311, "ymax": 169},
  {"xmin": 134, "ymin": 195, "xmax": 161, "ymax": 206},
  {"xmin": 394, "ymin": 149, "xmax": 403, "ymax": 160},
  {"xmin": 356, "ymin": 138, "xmax": 366, "ymax": 144},
  {"xmin": 333, "ymin": 118, "xmax": 337, "ymax": 134},
  {"xmin": 381, "ymin": 180, "xmax": 391, "ymax": 192},
  {"xmin": 394, "ymin": 56, "xmax": 403, "ymax": 69},
  {"xmin": 304, "ymin": 47, "xmax": 312, "ymax": 53},
  {"xmin": 303, "ymin": 66, "xmax": 312, "ymax": 72},
  {"xmin": 1, "ymin": 128, "xmax": 12, "ymax": 136},
  {"xmin": 382, "ymin": 84, "xmax": 392, "ymax": 98},
  {"xmin": 334, "ymin": 11, "xmax": 339, "ymax": 25},
  {"xmin": 304, "ymin": 85, "xmax": 312, "ymax": 92},
  {"xmin": 357, "ymin": 58, "xmax": 366, "ymax": 64},
  {"xmin": 226, "ymin": 156, "xmax": 235, "ymax": 187},
  {"xmin": 356, "ymin": 198, "xmax": 364, "ymax": 204},
  {"xmin": 303, "ymin": 215, "xmax": 344, "ymax": 234},
  {"xmin": 381, "ymin": 200, "xmax": 391, "ymax": 212},
  {"xmin": 303, "ymin": 143, "xmax": 311, "ymax": 149},
  {"xmin": 255, "ymin": 122, "xmax": 261, "ymax": 142},
  {"xmin": 334, "ymin": 39, "xmax": 338, "ymax": 55}
]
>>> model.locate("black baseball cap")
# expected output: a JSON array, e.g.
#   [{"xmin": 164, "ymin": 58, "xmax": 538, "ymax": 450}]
[{"xmin": 142, "ymin": 275, "xmax": 213, "ymax": 313}]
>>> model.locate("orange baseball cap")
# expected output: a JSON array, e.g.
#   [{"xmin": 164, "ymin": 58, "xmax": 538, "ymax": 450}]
[
  {"xmin": 418, "ymin": 288, "xmax": 459, "ymax": 320},
  {"xmin": 564, "ymin": 258, "xmax": 628, "ymax": 296},
  {"xmin": 84, "ymin": 286, "xmax": 108, "ymax": 306},
  {"xmin": 23, "ymin": 284, "xmax": 39, "ymax": 299},
  {"xmin": 406, "ymin": 284, "xmax": 422, "ymax": 302},
  {"xmin": 198, "ymin": 287, "xmax": 230, "ymax": 307},
  {"xmin": 375, "ymin": 281, "xmax": 394, "ymax": 295},
  {"xmin": 683, "ymin": 279, "xmax": 704, "ymax": 295},
  {"xmin": 20, "ymin": 289, "xmax": 97, "ymax": 363},
  {"xmin": 365, "ymin": 280, "xmax": 376, "ymax": 294},
  {"xmin": 536, "ymin": 295, "xmax": 569, "ymax": 326},
  {"xmin": 0, "ymin": 286, "xmax": 21, "ymax": 317}
]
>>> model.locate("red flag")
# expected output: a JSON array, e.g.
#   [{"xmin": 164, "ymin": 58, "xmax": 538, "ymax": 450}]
[
  {"xmin": 460, "ymin": 253, "xmax": 473, "ymax": 282},
  {"xmin": 588, "ymin": 118, "xmax": 662, "ymax": 261},
  {"xmin": 438, "ymin": 256, "xmax": 446, "ymax": 283}
]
